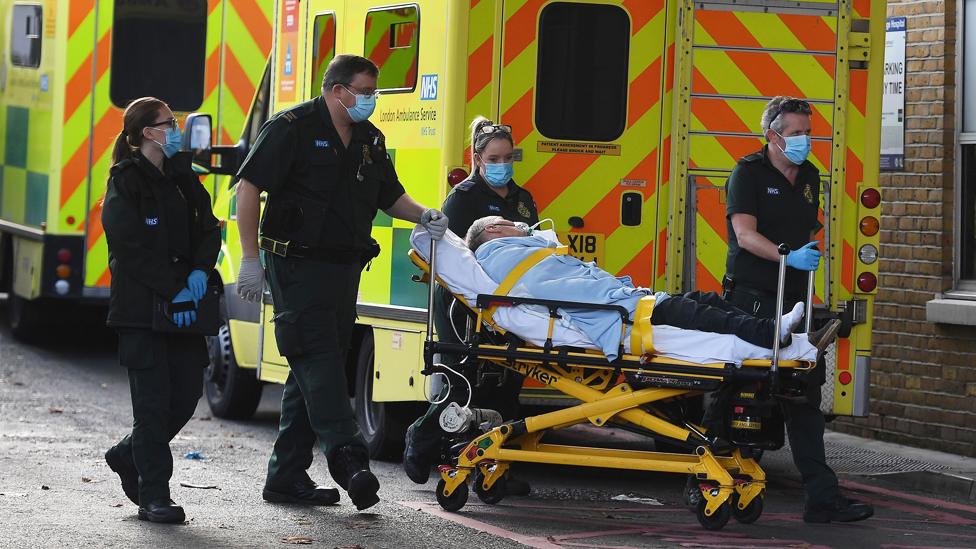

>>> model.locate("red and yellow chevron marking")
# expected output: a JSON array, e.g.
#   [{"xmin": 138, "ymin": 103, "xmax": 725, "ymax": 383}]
[
  {"xmin": 308, "ymin": 14, "xmax": 337, "ymax": 98},
  {"xmin": 476, "ymin": 0, "xmax": 671, "ymax": 287},
  {"xmin": 77, "ymin": 0, "xmax": 274, "ymax": 288}
]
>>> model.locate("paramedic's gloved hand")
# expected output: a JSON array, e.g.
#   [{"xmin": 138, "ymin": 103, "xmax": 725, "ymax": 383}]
[
  {"xmin": 171, "ymin": 288, "xmax": 197, "ymax": 328},
  {"xmin": 786, "ymin": 241, "xmax": 821, "ymax": 271},
  {"xmin": 237, "ymin": 256, "xmax": 264, "ymax": 302},
  {"xmin": 187, "ymin": 269, "xmax": 208, "ymax": 304},
  {"xmin": 421, "ymin": 208, "xmax": 449, "ymax": 240}
]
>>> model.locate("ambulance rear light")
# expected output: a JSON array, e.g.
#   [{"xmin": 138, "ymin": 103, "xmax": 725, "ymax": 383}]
[
  {"xmin": 859, "ymin": 216, "xmax": 879, "ymax": 237},
  {"xmin": 858, "ymin": 244, "xmax": 878, "ymax": 265},
  {"xmin": 838, "ymin": 371, "xmax": 852, "ymax": 385},
  {"xmin": 56, "ymin": 265, "xmax": 71, "ymax": 279},
  {"xmin": 857, "ymin": 272, "xmax": 877, "ymax": 293},
  {"xmin": 54, "ymin": 280, "xmax": 70, "ymax": 296},
  {"xmin": 448, "ymin": 168, "xmax": 468, "ymax": 187},
  {"xmin": 860, "ymin": 188, "xmax": 881, "ymax": 209},
  {"xmin": 57, "ymin": 248, "xmax": 72, "ymax": 263}
]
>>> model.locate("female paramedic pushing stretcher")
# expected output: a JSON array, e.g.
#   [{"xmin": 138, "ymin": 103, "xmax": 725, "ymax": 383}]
[
  {"xmin": 402, "ymin": 117, "xmax": 538, "ymax": 492},
  {"xmin": 101, "ymin": 97, "xmax": 221, "ymax": 524}
]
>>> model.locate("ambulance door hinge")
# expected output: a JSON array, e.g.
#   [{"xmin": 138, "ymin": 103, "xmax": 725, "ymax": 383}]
[{"xmin": 848, "ymin": 20, "xmax": 871, "ymax": 68}]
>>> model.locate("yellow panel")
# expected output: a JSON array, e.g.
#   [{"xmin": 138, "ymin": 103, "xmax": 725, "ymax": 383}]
[
  {"xmin": 229, "ymin": 318, "xmax": 261, "ymax": 369},
  {"xmin": 261, "ymin": 303, "xmax": 288, "ymax": 366},
  {"xmin": 371, "ymin": 326, "xmax": 428, "ymax": 402},
  {"xmin": 12, "ymin": 237, "xmax": 44, "ymax": 299}
]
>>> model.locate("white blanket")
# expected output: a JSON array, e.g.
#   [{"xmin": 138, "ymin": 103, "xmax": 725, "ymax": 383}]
[{"xmin": 410, "ymin": 227, "xmax": 817, "ymax": 364}]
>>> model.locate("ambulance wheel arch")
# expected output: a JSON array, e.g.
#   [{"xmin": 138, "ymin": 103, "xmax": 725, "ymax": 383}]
[{"xmin": 350, "ymin": 327, "xmax": 416, "ymax": 459}]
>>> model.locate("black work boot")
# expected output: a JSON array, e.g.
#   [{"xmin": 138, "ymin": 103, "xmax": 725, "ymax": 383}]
[
  {"xmin": 104, "ymin": 446, "xmax": 139, "ymax": 505},
  {"xmin": 138, "ymin": 499, "xmax": 186, "ymax": 524},
  {"xmin": 402, "ymin": 423, "xmax": 437, "ymax": 484},
  {"xmin": 803, "ymin": 496, "xmax": 874, "ymax": 523},
  {"xmin": 505, "ymin": 476, "xmax": 531, "ymax": 496},
  {"xmin": 263, "ymin": 474, "xmax": 340, "ymax": 505},
  {"xmin": 328, "ymin": 444, "xmax": 380, "ymax": 511}
]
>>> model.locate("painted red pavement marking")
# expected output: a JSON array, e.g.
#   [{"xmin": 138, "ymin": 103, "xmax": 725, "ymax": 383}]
[
  {"xmin": 882, "ymin": 546, "xmax": 976, "ymax": 549},
  {"xmin": 841, "ymin": 479, "xmax": 976, "ymax": 516},
  {"xmin": 400, "ymin": 502, "xmax": 563, "ymax": 549},
  {"xmin": 845, "ymin": 493, "xmax": 975, "ymax": 526}
]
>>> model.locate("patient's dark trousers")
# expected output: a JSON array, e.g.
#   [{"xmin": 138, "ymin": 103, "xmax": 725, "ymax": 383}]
[
  {"xmin": 723, "ymin": 289, "xmax": 841, "ymax": 508},
  {"xmin": 651, "ymin": 291, "xmax": 782, "ymax": 348}
]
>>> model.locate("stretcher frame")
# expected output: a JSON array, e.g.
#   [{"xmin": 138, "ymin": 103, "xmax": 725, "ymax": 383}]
[{"xmin": 409, "ymin": 240, "xmax": 816, "ymax": 530}]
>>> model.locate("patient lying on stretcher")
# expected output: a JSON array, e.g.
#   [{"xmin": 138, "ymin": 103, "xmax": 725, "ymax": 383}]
[{"xmin": 410, "ymin": 216, "xmax": 839, "ymax": 365}]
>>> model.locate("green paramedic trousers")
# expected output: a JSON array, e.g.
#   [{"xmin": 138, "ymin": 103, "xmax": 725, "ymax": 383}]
[{"xmin": 264, "ymin": 253, "xmax": 367, "ymax": 487}]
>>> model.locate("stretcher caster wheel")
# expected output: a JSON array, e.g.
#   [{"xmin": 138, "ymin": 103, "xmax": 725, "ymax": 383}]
[
  {"xmin": 695, "ymin": 499, "xmax": 731, "ymax": 531},
  {"xmin": 436, "ymin": 479, "xmax": 468, "ymax": 512},
  {"xmin": 732, "ymin": 493, "xmax": 764, "ymax": 524},
  {"xmin": 473, "ymin": 470, "xmax": 507, "ymax": 505}
]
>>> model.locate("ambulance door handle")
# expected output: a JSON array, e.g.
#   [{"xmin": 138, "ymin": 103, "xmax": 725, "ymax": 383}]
[{"xmin": 621, "ymin": 192, "xmax": 642, "ymax": 226}]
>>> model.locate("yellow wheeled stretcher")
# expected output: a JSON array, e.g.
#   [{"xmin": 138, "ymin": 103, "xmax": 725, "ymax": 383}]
[{"xmin": 408, "ymin": 240, "xmax": 818, "ymax": 531}]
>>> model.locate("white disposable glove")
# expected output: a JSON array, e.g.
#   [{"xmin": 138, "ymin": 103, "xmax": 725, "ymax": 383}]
[
  {"xmin": 420, "ymin": 208, "xmax": 449, "ymax": 240},
  {"xmin": 237, "ymin": 256, "xmax": 264, "ymax": 302}
]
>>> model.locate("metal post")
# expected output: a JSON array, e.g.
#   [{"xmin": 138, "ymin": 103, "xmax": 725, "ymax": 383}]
[
  {"xmin": 425, "ymin": 239, "xmax": 438, "ymax": 343},
  {"xmin": 804, "ymin": 270, "xmax": 816, "ymax": 333},
  {"xmin": 771, "ymin": 243, "xmax": 790, "ymax": 371}
]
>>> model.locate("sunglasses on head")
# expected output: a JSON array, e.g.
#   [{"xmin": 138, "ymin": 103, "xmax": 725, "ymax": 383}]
[{"xmin": 769, "ymin": 98, "xmax": 812, "ymax": 125}]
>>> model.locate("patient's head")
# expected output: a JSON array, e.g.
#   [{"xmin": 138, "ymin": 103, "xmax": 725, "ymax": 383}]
[{"xmin": 465, "ymin": 216, "xmax": 529, "ymax": 251}]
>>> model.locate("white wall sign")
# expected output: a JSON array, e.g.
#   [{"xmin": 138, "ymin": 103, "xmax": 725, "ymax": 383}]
[{"xmin": 881, "ymin": 17, "xmax": 906, "ymax": 171}]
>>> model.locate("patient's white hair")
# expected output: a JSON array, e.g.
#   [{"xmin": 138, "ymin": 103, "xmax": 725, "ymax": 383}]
[{"xmin": 465, "ymin": 215, "xmax": 504, "ymax": 252}]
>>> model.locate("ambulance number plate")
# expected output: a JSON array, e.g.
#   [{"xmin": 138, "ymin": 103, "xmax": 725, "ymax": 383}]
[{"xmin": 559, "ymin": 232, "xmax": 605, "ymax": 266}]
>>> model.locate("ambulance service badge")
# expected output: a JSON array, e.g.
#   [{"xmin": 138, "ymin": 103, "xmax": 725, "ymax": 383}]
[
  {"xmin": 803, "ymin": 184, "xmax": 815, "ymax": 204},
  {"xmin": 518, "ymin": 202, "xmax": 531, "ymax": 218}
]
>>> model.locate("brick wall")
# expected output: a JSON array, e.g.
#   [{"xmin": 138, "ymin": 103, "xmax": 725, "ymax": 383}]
[{"xmin": 831, "ymin": 0, "xmax": 976, "ymax": 456}]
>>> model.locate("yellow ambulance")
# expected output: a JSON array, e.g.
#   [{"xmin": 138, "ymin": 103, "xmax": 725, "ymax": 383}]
[
  {"xmin": 190, "ymin": 0, "xmax": 884, "ymax": 457},
  {"xmin": 0, "ymin": 0, "xmax": 273, "ymax": 336}
]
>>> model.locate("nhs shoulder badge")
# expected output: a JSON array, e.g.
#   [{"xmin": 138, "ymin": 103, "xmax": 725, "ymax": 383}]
[
  {"xmin": 766, "ymin": 187, "xmax": 780, "ymax": 196},
  {"xmin": 803, "ymin": 184, "xmax": 815, "ymax": 204},
  {"xmin": 145, "ymin": 217, "xmax": 159, "ymax": 226},
  {"xmin": 314, "ymin": 139, "xmax": 330, "ymax": 148},
  {"xmin": 517, "ymin": 201, "xmax": 531, "ymax": 218},
  {"xmin": 488, "ymin": 204, "xmax": 501, "ymax": 213}
]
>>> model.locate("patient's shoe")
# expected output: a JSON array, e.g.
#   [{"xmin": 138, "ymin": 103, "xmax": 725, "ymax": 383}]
[
  {"xmin": 780, "ymin": 302, "xmax": 805, "ymax": 341},
  {"xmin": 803, "ymin": 496, "xmax": 874, "ymax": 523},
  {"xmin": 808, "ymin": 319, "xmax": 842, "ymax": 361}
]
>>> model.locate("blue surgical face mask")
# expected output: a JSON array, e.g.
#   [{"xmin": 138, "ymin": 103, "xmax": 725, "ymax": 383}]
[
  {"xmin": 341, "ymin": 86, "xmax": 376, "ymax": 122},
  {"xmin": 150, "ymin": 126, "xmax": 182, "ymax": 158},
  {"xmin": 482, "ymin": 162, "xmax": 513, "ymax": 187},
  {"xmin": 775, "ymin": 132, "xmax": 811, "ymax": 165}
]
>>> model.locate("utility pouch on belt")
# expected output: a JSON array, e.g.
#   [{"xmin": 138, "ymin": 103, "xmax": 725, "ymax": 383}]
[
  {"xmin": 260, "ymin": 195, "xmax": 327, "ymax": 251},
  {"xmin": 361, "ymin": 239, "xmax": 381, "ymax": 271}
]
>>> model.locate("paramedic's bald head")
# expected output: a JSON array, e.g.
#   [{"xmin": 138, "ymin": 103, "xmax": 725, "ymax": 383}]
[{"xmin": 465, "ymin": 216, "xmax": 528, "ymax": 251}]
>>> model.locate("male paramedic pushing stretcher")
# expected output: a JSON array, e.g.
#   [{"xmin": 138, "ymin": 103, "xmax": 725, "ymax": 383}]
[{"xmin": 722, "ymin": 96, "xmax": 873, "ymax": 523}]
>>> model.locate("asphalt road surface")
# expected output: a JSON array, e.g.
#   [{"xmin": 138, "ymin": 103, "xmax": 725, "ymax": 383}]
[{"xmin": 2, "ymin": 316, "xmax": 975, "ymax": 548}]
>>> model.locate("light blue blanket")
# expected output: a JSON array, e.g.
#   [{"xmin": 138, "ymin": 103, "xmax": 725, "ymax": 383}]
[{"xmin": 475, "ymin": 234, "xmax": 658, "ymax": 360}]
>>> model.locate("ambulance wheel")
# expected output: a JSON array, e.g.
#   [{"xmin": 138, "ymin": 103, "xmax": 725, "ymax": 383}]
[
  {"xmin": 8, "ymin": 294, "xmax": 45, "ymax": 341},
  {"xmin": 473, "ymin": 470, "xmax": 507, "ymax": 505},
  {"xmin": 695, "ymin": 498, "xmax": 731, "ymax": 531},
  {"xmin": 436, "ymin": 479, "xmax": 468, "ymax": 512},
  {"xmin": 732, "ymin": 493, "xmax": 764, "ymax": 524},
  {"xmin": 206, "ymin": 321, "xmax": 263, "ymax": 419},
  {"xmin": 354, "ymin": 330, "xmax": 407, "ymax": 460}
]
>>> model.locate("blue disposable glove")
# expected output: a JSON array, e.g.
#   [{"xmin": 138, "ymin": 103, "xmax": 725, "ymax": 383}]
[
  {"xmin": 187, "ymin": 269, "xmax": 208, "ymax": 304},
  {"xmin": 786, "ymin": 241, "xmax": 821, "ymax": 271},
  {"xmin": 171, "ymin": 288, "xmax": 197, "ymax": 328}
]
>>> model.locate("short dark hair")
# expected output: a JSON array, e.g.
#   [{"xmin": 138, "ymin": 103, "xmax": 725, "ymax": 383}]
[{"xmin": 322, "ymin": 54, "xmax": 379, "ymax": 91}]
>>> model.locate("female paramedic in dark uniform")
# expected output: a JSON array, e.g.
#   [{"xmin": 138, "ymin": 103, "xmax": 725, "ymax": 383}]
[
  {"xmin": 101, "ymin": 97, "xmax": 220, "ymax": 524},
  {"xmin": 402, "ymin": 116, "xmax": 538, "ymax": 490}
]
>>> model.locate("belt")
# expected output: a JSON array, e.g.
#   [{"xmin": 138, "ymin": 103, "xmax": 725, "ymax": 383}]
[
  {"xmin": 723, "ymin": 275, "xmax": 803, "ymax": 303},
  {"xmin": 259, "ymin": 236, "xmax": 362, "ymax": 264}
]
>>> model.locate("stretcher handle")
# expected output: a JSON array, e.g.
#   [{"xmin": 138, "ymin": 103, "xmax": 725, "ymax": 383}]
[
  {"xmin": 426, "ymin": 238, "xmax": 438, "ymax": 344},
  {"xmin": 770, "ymin": 243, "xmax": 790, "ymax": 373},
  {"xmin": 804, "ymin": 270, "xmax": 816, "ymax": 334}
]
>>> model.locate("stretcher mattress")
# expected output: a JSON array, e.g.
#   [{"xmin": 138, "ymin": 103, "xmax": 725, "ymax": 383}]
[{"xmin": 410, "ymin": 227, "xmax": 817, "ymax": 364}]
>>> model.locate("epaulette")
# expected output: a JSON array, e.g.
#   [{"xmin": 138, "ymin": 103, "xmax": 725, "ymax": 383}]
[
  {"xmin": 277, "ymin": 101, "xmax": 317, "ymax": 123},
  {"xmin": 109, "ymin": 158, "xmax": 136, "ymax": 175},
  {"xmin": 454, "ymin": 179, "xmax": 476, "ymax": 191},
  {"xmin": 739, "ymin": 151, "xmax": 763, "ymax": 164}
]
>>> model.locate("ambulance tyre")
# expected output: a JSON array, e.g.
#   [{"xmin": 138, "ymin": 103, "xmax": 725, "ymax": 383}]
[
  {"xmin": 206, "ymin": 320, "xmax": 263, "ymax": 419},
  {"xmin": 354, "ymin": 330, "xmax": 408, "ymax": 460},
  {"xmin": 8, "ymin": 294, "xmax": 46, "ymax": 341},
  {"xmin": 695, "ymin": 498, "xmax": 731, "ymax": 531},
  {"xmin": 436, "ymin": 479, "xmax": 468, "ymax": 512},
  {"xmin": 732, "ymin": 493, "xmax": 764, "ymax": 524},
  {"xmin": 473, "ymin": 470, "xmax": 507, "ymax": 505}
]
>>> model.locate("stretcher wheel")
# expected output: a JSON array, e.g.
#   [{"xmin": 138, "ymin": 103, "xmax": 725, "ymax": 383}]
[
  {"xmin": 695, "ymin": 498, "xmax": 731, "ymax": 531},
  {"xmin": 436, "ymin": 479, "xmax": 468, "ymax": 512},
  {"xmin": 473, "ymin": 470, "xmax": 507, "ymax": 505},
  {"xmin": 732, "ymin": 493, "xmax": 764, "ymax": 524}
]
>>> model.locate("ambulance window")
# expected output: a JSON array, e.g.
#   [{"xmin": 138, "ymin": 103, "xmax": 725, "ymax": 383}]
[
  {"xmin": 364, "ymin": 6, "xmax": 419, "ymax": 93},
  {"xmin": 10, "ymin": 4, "xmax": 42, "ymax": 69},
  {"xmin": 536, "ymin": 3, "xmax": 629, "ymax": 142},
  {"xmin": 308, "ymin": 13, "xmax": 337, "ymax": 97},
  {"xmin": 109, "ymin": 0, "xmax": 208, "ymax": 112}
]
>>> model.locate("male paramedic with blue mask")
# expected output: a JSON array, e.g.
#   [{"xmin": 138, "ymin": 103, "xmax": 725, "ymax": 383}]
[
  {"xmin": 234, "ymin": 54, "xmax": 448, "ymax": 512},
  {"xmin": 718, "ymin": 96, "xmax": 873, "ymax": 523}
]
